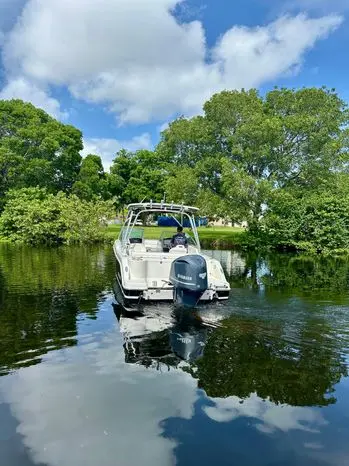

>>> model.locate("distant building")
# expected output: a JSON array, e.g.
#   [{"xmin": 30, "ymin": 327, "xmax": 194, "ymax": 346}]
[{"xmin": 209, "ymin": 218, "xmax": 247, "ymax": 228}]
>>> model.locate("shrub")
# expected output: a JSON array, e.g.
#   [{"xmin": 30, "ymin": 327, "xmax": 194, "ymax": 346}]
[
  {"xmin": 263, "ymin": 190, "xmax": 349, "ymax": 252},
  {"xmin": 0, "ymin": 188, "xmax": 114, "ymax": 244}
]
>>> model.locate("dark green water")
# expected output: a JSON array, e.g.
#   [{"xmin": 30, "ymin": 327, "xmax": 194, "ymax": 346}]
[{"xmin": 1, "ymin": 244, "xmax": 349, "ymax": 466}]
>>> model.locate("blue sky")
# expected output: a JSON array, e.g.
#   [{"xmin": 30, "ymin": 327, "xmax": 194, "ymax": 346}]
[{"xmin": 0, "ymin": 0, "xmax": 348, "ymax": 168}]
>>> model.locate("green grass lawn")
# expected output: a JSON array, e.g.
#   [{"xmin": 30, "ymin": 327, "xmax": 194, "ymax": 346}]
[{"xmin": 104, "ymin": 224, "xmax": 245, "ymax": 246}]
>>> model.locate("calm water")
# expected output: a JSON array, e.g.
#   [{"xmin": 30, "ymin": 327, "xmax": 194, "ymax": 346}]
[{"xmin": 1, "ymin": 245, "xmax": 349, "ymax": 466}]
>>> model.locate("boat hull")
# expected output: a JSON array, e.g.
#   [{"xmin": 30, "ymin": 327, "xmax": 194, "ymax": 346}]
[{"xmin": 113, "ymin": 245, "xmax": 230, "ymax": 304}]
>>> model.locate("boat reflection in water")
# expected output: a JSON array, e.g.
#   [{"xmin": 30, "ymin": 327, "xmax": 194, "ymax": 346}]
[{"xmin": 112, "ymin": 301, "xmax": 223, "ymax": 370}]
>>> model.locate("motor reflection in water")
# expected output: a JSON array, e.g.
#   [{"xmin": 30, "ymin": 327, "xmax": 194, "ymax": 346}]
[{"xmin": 112, "ymin": 301, "xmax": 223, "ymax": 370}]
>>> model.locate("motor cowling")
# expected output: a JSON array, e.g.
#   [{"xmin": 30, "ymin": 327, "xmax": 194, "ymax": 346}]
[{"xmin": 169, "ymin": 255, "xmax": 208, "ymax": 307}]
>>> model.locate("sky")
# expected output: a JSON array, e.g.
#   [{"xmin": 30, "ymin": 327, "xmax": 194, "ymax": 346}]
[{"xmin": 0, "ymin": 0, "xmax": 348, "ymax": 169}]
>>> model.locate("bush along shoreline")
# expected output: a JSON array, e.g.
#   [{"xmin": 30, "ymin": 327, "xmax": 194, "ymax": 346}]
[
  {"xmin": 2, "ymin": 191, "xmax": 349, "ymax": 255},
  {"xmin": 0, "ymin": 188, "xmax": 114, "ymax": 245}
]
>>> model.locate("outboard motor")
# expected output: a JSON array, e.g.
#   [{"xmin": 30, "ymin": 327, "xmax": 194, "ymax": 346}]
[{"xmin": 169, "ymin": 255, "xmax": 208, "ymax": 307}]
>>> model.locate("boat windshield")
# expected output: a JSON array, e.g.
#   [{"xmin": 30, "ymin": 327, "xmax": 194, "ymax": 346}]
[
  {"xmin": 118, "ymin": 204, "xmax": 201, "ymax": 250},
  {"xmin": 121, "ymin": 227, "xmax": 196, "ymax": 242},
  {"xmin": 129, "ymin": 228, "xmax": 144, "ymax": 242}
]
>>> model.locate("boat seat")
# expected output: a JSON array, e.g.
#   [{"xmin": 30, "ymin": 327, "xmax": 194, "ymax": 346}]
[
  {"xmin": 129, "ymin": 243, "xmax": 147, "ymax": 253},
  {"xmin": 129, "ymin": 237, "xmax": 143, "ymax": 244},
  {"xmin": 169, "ymin": 245, "xmax": 187, "ymax": 254}
]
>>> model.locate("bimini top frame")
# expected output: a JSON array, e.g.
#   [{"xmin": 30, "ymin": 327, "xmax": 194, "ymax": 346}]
[
  {"xmin": 119, "ymin": 202, "xmax": 201, "ymax": 251},
  {"xmin": 127, "ymin": 202, "xmax": 199, "ymax": 214}
]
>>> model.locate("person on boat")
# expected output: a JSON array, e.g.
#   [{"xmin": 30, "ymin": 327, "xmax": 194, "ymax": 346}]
[{"xmin": 171, "ymin": 226, "xmax": 188, "ymax": 248}]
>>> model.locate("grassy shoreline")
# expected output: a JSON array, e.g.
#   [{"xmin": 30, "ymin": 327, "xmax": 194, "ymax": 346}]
[
  {"xmin": 104, "ymin": 224, "xmax": 246, "ymax": 248},
  {"xmin": 103, "ymin": 225, "xmax": 349, "ymax": 255},
  {"xmin": 0, "ymin": 225, "xmax": 245, "ymax": 247},
  {"xmin": 2, "ymin": 224, "xmax": 349, "ymax": 255}
]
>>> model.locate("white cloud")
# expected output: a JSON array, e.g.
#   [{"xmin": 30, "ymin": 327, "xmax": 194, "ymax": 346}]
[
  {"xmin": 82, "ymin": 133, "xmax": 152, "ymax": 170},
  {"xmin": 211, "ymin": 14, "xmax": 341, "ymax": 88},
  {"xmin": 0, "ymin": 76, "xmax": 68, "ymax": 119},
  {"xmin": 1, "ymin": 0, "xmax": 344, "ymax": 124}
]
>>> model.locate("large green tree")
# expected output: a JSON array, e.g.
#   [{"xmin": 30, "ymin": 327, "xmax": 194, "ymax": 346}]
[
  {"xmin": 0, "ymin": 99, "xmax": 83, "ymax": 199},
  {"xmin": 108, "ymin": 149, "xmax": 137, "ymax": 210},
  {"xmin": 158, "ymin": 87, "xmax": 349, "ymax": 229}
]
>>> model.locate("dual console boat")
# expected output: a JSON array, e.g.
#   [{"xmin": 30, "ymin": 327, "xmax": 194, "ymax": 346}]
[{"xmin": 113, "ymin": 202, "xmax": 230, "ymax": 307}]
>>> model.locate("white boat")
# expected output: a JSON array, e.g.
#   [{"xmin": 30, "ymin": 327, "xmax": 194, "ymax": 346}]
[{"xmin": 113, "ymin": 202, "xmax": 231, "ymax": 306}]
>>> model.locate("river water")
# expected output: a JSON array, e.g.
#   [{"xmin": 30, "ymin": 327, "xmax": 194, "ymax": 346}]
[{"xmin": 1, "ymin": 244, "xmax": 349, "ymax": 466}]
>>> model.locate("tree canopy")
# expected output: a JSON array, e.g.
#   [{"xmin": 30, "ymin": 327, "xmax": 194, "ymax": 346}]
[
  {"xmin": 159, "ymin": 87, "xmax": 349, "ymax": 237},
  {"xmin": 108, "ymin": 149, "xmax": 166, "ymax": 209},
  {"xmin": 72, "ymin": 154, "xmax": 108, "ymax": 201},
  {"xmin": 1, "ymin": 88, "xmax": 349, "ymax": 249},
  {"xmin": 0, "ymin": 99, "xmax": 83, "ymax": 200}
]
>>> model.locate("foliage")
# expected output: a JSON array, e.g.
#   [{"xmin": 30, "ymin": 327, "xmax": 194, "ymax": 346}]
[
  {"xmin": 125, "ymin": 149, "xmax": 166, "ymax": 202},
  {"xmin": 109, "ymin": 149, "xmax": 166, "ymax": 209},
  {"xmin": 72, "ymin": 154, "xmax": 108, "ymax": 200},
  {"xmin": 159, "ymin": 87, "xmax": 349, "ymax": 236},
  {"xmin": 221, "ymin": 161, "xmax": 273, "ymax": 229},
  {"xmin": 264, "ymin": 190, "xmax": 349, "ymax": 252},
  {"xmin": 0, "ymin": 187, "xmax": 114, "ymax": 244},
  {"xmin": 1, "ymin": 88, "xmax": 349, "ymax": 251},
  {"xmin": 0, "ymin": 100, "xmax": 83, "ymax": 198},
  {"xmin": 165, "ymin": 166, "xmax": 199, "ymax": 205}
]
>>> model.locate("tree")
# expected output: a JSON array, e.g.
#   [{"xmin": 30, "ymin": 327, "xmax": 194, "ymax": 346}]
[
  {"xmin": 205, "ymin": 87, "xmax": 347, "ymax": 187},
  {"xmin": 157, "ymin": 116, "xmax": 218, "ymax": 168},
  {"xmin": 0, "ymin": 99, "xmax": 83, "ymax": 197},
  {"xmin": 165, "ymin": 166, "xmax": 199, "ymax": 205},
  {"xmin": 158, "ymin": 115, "xmax": 224, "ymax": 213},
  {"xmin": 108, "ymin": 149, "xmax": 136, "ymax": 210},
  {"xmin": 72, "ymin": 154, "xmax": 107, "ymax": 200},
  {"xmin": 124, "ymin": 150, "xmax": 166, "ymax": 202},
  {"xmin": 158, "ymin": 87, "xmax": 349, "ymax": 231},
  {"xmin": 0, "ymin": 146, "xmax": 24, "ymax": 207},
  {"xmin": 109, "ymin": 149, "xmax": 166, "ymax": 210}
]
